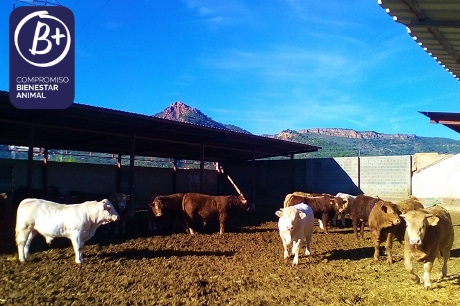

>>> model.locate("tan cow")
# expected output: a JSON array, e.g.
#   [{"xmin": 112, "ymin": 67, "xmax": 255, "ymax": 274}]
[
  {"xmin": 368, "ymin": 200, "xmax": 402, "ymax": 263},
  {"xmin": 400, "ymin": 205, "xmax": 454, "ymax": 289}
]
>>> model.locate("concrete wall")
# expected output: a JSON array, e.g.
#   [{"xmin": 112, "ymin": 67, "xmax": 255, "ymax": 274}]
[
  {"xmin": 226, "ymin": 155, "xmax": 412, "ymax": 208},
  {"xmin": 412, "ymin": 153, "xmax": 460, "ymax": 198},
  {"xmin": 2, "ymin": 153, "xmax": 455, "ymax": 210}
]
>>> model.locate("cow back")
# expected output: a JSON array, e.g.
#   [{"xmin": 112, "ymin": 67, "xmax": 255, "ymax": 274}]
[{"xmin": 350, "ymin": 195, "xmax": 380, "ymax": 222}]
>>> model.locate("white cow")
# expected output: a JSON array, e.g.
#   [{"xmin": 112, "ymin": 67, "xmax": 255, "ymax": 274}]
[
  {"xmin": 334, "ymin": 192, "xmax": 357, "ymax": 227},
  {"xmin": 15, "ymin": 198, "xmax": 119, "ymax": 264},
  {"xmin": 275, "ymin": 203, "xmax": 314, "ymax": 266},
  {"xmin": 400, "ymin": 205, "xmax": 454, "ymax": 289}
]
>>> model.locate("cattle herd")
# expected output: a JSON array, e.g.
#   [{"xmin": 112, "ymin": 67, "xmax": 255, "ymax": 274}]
[{"xmin": 9, "ymin": 187, "xmax": 455, "ymax": 292}]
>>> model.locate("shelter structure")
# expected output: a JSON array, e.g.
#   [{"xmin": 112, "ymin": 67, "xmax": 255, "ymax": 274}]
[
  {"xmin": 379, "ymin": 0, "xmax": 460, "ymax": 134},
  {"xmin": 0, "ymin": 91, "xmax": 320, "ymax": 196}
]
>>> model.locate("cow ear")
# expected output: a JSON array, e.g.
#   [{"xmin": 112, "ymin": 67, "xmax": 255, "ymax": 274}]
[
  {"xmin": 426, "ymin": 215, "xmax": 439, "ymax": 226},
  {"xmin": 298, "ymin": 212, "xmax": 306, "ymax": 219},
  {"xmin": 381, "ymin": 205, "xmax": 388, "ymax": 213},
  {"xmin": 101, "ymin": 199, "xmax": 110, "ymax": 210},
  {"xmin": 275, "ymin": 210, "xmax": 283, "ymax": 218}
]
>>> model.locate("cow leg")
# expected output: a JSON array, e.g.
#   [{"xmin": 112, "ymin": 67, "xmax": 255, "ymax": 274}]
[
  {"xmin": 440, "ymin": 248, "xmax": 450, "ymax": 278},
  {"xmin": 384, "ymin": 232, "xmax": 394, "ymax": 264},
  {"xmin": 352, "ymin": 218, "xmax": 359, "ymax": 239},
  {"xmin": 281, "ymin": 237, "xmax": 290, "ymax": 260},
  {"xmin": 371, "ymin": 231, "xmax": 380, "ymax": 261},
  {"xmin": 422, "ymin": 261, "xmax": 434, "ymax": 289},
  {"xmin": 122, "ymin": 218, "xmax": 127, "ymax": 235},
  {"xmin": 359, "ymin": 221, "xmax": 365, "ymax": 239},
  {"xmin": 114, "ymin": 220, "xmax": 119, "ymax": 235},
  {"xmin": 291, "ymin": 238, "xmax": 302, "ymax": 266},
  {"xmin": 404, "ymin": 246, "xmax": 420, "ymax": 284},
  {"xmin": 317, "ymin": 219, "xmax": 324, "ymax": 231},
  {"xmin": 70, "ymin": 233, "xmax": 84, "ymax": 264},
  {"xmin": 219, "ymin": 215, "xmax": 227, "ymax": 235},
  {"xmin": 341, "ymin": 213, "xmax": 347, "ymax": 227},
  {"xmin": 16, "ymin": 229, "xmax": 35, "ymax": 262},
  {"xmin": 322, "ymin": 215, "xmax": 329, "ymax": 234},
  {"xmin": 148, "ymin": 216, "xmax": 157, "ymax": 232},
  {"xmin": 305, "ymin": 234, "xmax": 312, "ymax": 256}
]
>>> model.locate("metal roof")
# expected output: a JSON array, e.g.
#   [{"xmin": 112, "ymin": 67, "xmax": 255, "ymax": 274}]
[
  {"xmin": 379, "ymin": 0, "xmax": 460, "ymax": 80},
  {"xmin": 0, "ymin": 91, "xmax": 320, "ymax": 162},
  {"xmin": 419, "ymin": 111, "xmax": 460, "ymax": 134}
]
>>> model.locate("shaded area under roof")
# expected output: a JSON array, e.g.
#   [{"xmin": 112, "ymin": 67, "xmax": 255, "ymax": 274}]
[
  {"xmin": 379, "ymin": 0, "xmax": 460, "ymax": 80},
  {"xmin": 0, "ymin": 91, "xmax": 320, "ymax": 162},
  {"xmin": 420, "ymin": 111, "xmax": 460, "ymax": 134}
]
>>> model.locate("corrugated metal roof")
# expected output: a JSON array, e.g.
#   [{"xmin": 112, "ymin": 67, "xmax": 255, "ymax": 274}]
[
  {"xmin": 0, "ymin": 91, "xmax": 320, "ymax": 162},
  {"xmin": 419, "ymin": 111, "xmax": 460, "ymax": 134},
  {"xmin": 379, "ymin": 0, "xmax": 460, "ymax": 80}
]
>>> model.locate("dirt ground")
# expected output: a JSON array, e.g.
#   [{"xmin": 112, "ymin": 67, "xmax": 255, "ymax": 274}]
[{"xmin": 1, "ymin": 206, "xmax": 460, "ymax": 306}]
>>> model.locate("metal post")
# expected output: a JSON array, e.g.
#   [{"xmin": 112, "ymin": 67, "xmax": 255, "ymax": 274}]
[
  {"xmin": 200, "ymin": 143, "xmax": 204, "ymax": 193},
  {"xmin": 42, "ymin": 148, "xmax": 48, "ymax": 189},
  {"xmin": 27, "ymin": 121, "xmax": 35, "ymax": 188},
  {"xmin": 129, "ymin": 133, "xmax": 135, "ymax": 198}
]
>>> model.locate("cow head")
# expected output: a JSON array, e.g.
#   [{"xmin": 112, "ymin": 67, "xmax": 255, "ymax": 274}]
[
  {"xmin": 108, "ymin": 193, "xmax": 130, "ymax": 213},
  {"xmin": 150, "ymin": 197, "xmax": 164, "ymax": 217},
  {"xmin": 375, "ymin": 201, "xmax": 401, "ymax": 227},
  {"xmin": 400, "ymin": 210, "xmax": 439, "ymax": 246},
  {"xmin": 275, "ymin": 207, "xmax": 306, "ymax": 233},
  {"xmin": 99, "ymin": 199, "xmax": 120, "ymax": 224},
  {"xmin": 330, "ymin": 196, "xmax": 344, "ymax": 213}
]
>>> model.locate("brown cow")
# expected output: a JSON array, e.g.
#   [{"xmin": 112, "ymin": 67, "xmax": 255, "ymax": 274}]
[
  {"xmin": 284, "ymin": 192, "xmax": 343, "ymax": 234},
  {"xmin": 149, "ymin": 193, "xmax": 184, "ymax": 233},
  {"xmin": 400, "ymin": 205, "xmax": 454, "ymax": 289},
  {"xmin": 368, "ymin": 200, "xmax": 402, "ymax": 263},
  {"xmin": 182, "ymin": 193, "xmax": 249, "ymax": 234},
  {"xmin": 350, "ymin": 195, "xmax": 381, "ymax": 239},
  {"xmin": 108, "ymin": 193, "xmax": 131, "ymax": 235}
]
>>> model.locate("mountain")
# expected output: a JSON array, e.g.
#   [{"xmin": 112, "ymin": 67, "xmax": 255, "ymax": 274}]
[
  {"xmin": 154, "ymin": 102, "xmax": 251, "ymax": 134},
  {"xmin": 155, "ymin": 102, "xmax": 460, "ymax": 158}
]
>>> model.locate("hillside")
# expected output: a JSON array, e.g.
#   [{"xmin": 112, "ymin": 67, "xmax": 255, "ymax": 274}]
[
  {"xmin": 153, "ymin": 102, "xmax": 251, "ymax": 134},
  {"xmin": 155, "ymin": 102, "xmax": 460, "ymax": 158}
]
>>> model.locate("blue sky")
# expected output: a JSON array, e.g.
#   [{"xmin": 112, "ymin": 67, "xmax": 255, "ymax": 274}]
[{"xmin": 2, "ymin": 0, "xmax": 460, "ymax": 139}]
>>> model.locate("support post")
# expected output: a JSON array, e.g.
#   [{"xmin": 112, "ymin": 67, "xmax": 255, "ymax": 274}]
[
  {"xmin": 27, "ymin": 121, "xmax": 35, "ymax": 188},
  {"xmin": 117, "ymin": 154, "xmax": 122, "ymax": 192},
  {"xmin": 200, "ymin": 143, "xmax": 205, "ymax": 193},
  {"xmin": 129, "ymin": 134, "xmax": 135, "ymax": 198},
  {"xmin": 42, "ymin": 148, "xmax": 48, "ymax": 189}
]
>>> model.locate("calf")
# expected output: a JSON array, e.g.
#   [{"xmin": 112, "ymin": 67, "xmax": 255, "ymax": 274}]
[
  {"xmin": 149, "ymin": 193, "xmax": 184, "ymax": 233},
  {"xmin": 15, "ymin": 198, "xmax": 119, "ymax": 263},
  {"xmin": 334, "ymin": 192, "xmax": 357, "ymax": 227},
  {"xmin": 182, "ymin": 193, "xmax": 249, "ymax": 234},
  {"xmin": 108, "ymin": 192, "xmax": 131, "ymax": 235},
  {"xmin": 350, "ymin": 195, "xmax": 381, "ymax": 239},
  {"xmin": 400, "ymin": 205, "xmax": 454, "ymax": 289},
  {"xmin": 368, "ymin": 200, "xmax": 402, "ymax": 263},
  {"xmin": 275, "ymin": 203, "xmax": 314, "ymax": 266},
  {"xmin": 284, "ymin": 192, "xmax": 343, "ymax": 234}
]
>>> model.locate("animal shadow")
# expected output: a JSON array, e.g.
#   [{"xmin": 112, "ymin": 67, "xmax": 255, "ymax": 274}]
[
  {"xmin": 97, "ymin": 248, "xmax": 235, "ymax": 261},
  {"xmin": 323, "ymin": 247, "xmax": 374, "ymax": 261}
]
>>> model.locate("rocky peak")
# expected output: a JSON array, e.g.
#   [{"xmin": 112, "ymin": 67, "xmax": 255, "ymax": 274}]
[{"xmin": 298, "ymin": 128, "xmax": 416, "ymax": 139}]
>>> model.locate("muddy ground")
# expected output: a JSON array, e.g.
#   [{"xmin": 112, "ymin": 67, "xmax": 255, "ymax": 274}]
[{"xmin": 1, "ymin": 206, "xmax": 460, "ymax": 306}]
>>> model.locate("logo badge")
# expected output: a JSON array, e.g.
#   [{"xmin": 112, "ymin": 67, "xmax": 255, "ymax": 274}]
[{"xmin": 9, "ymin": 6, "xmax": 75, "ymax": 109}]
